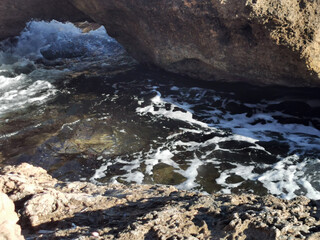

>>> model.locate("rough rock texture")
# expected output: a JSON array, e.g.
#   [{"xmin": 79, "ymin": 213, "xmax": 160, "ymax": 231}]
[
  {"xmin": 0, "ymin": 191, "xmax": 24, "ymax": 240},
  {"xmin": 69, "ymin": 0, "xmax": 320, "ymax": 87},
  {"xmin": 1, "ymin": 163, "xmax": 320, "ymax": 239},
  {"xmin": 0, "ymin": 0, "xmax": 90, "ymax": 40}
]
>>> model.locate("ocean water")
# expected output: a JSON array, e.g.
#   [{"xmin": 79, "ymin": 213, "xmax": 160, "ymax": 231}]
[{"xmin": 0, "ymin": 21, "xmax": 319, "ymax": 200}]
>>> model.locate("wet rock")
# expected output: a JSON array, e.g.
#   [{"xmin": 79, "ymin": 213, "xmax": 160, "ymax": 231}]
[
  {"xmin": 0, "ymin": 191, "xmax": 24, "ymax": 240},
  {"xmin": 40, "ymin": 43, "xmax": 86, "ymax": 60},
  {"xmin": 218, "ymin": 140, "xmax": 256, "ymax": 150},
  {"xmin": 267, "ymin": 101, "xmax": 313, "ymax": 118},
  {"xmin": 209, "ymin": 148, "xmax": 278, "ymax": 165},
  {"xmin": 226, "ymin": 174, "xmax": 244, "ymax": 184},
  {"xmin": 1, "ymin": 163, "xmax": 320, "ymax": 239},
  {"xmin": 258, "ymin": 140, "xmax": 290, "ymax": 156},
  {"xmin": 232, "ymin": 180, "xmax": 268, "ymax": 196},
  {"xmin": 225, "ymin": 102, "xmax": 253, "ymax": 115},
  {"xmin": 274, "ymin": 115, "xmax": 310, "ymax": 126}
]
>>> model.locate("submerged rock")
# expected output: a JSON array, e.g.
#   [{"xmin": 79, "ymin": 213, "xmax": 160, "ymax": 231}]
[{"xmin": 1, "ymin": 163, "xmax": 320, "ymax": 239}]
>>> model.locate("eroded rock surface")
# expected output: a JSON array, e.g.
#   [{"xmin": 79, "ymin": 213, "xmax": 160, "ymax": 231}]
[
  {"xmin": 0, "ymin": 191, "xmax": 24, "ymax": 240},
  {"xmin": 1, "ymin": 163, "xmax": 320, "ymax": 239},
  {"xmin": 69, "ymin": 0, "xmax": 320, "ymax": 87}
]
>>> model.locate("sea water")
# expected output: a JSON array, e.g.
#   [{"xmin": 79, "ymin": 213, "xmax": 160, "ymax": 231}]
[{"xmin": 0, "ymin": 20, "xmax": 319, "ymax": 200}]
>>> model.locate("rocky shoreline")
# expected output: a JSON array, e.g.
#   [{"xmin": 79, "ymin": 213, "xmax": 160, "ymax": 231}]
[
  {"xmin": 1, "ymin": 0, "xmax": 320, "ymax": 87},
  {"xmin": 0, "ymin": 163, "xmax": 319, "ymax": 239}
]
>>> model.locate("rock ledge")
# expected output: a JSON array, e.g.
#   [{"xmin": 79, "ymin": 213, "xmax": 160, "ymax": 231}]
[{"xmin": 1, "ymin": 163, "xmax": 320, "ymax": 239}]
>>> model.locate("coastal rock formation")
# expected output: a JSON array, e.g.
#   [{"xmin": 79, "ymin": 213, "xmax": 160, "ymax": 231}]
[
  {"xmin": 0, "ymin": 0, "xmax": 90, "ymax": 40},
  {"xmin": 0, "ymin": 0, "xmax": 320, "ymax": 87},
  {"xmin": 0, "ymin": 191, "xmax": 24, "ymax": 240},
  {"xmin": 1, "ymin": 163, "xmax": 320, "ymax": 239},
  {"xmin": 69, "ymin": 0, "xmax": 320, "ymax": 87}
]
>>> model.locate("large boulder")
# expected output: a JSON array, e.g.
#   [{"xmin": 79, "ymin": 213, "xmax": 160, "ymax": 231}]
[
  {"xmin": 0, "ymin": 191, "xmax": 24, "ymax": 240},
  {"xmin": 69, "ymin": 0, "xmax": 320, "ymax": 87},
  {"xmin": 0, "ymin": 0, "xmax": 90, "ymax": 40}
]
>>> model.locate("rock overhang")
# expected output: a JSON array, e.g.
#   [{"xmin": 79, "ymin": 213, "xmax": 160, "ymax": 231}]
[{"xmin": 1, "ymin": 0, "xmax": 320, "ymax": 87}]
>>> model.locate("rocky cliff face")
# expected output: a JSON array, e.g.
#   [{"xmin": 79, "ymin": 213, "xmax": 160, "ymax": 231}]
[
  {"xmin": 0, "ymin": 0, "xmax": 90, "ymax": 40},
  {"xmin": 69, "ymin": 0, "xmax": 320, "ymax": 87},
  {"xmin": 0, "ymin": 0, "xmax": 320, "ymax": 87},
  {"xmin": 1, "ymin": 163, "xmax": 320, "ymax": 240}
]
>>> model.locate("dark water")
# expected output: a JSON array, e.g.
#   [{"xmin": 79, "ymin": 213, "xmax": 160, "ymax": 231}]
[{"xmin": 0, "ymin": 21, "xmax": 319, "ymax": 200}]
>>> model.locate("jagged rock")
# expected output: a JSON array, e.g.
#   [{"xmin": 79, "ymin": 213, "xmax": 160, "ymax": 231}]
[
  {"xmin": 0, "ymin": 191, "xmax": 24, "ymax": 240},
  {"xmin": 69, "ymin": 0, "xmax": 320, "ymax": 87},
  {"xmin": 1, "ymin": 163, "xmax": 320, "ymax": 239}
]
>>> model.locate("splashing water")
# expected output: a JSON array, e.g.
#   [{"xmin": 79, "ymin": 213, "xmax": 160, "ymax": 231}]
[
  {"xmin": 0, "ymin": 20, "xmax": 319, "ymax": 200},
  {"xmin": 0, "ymin": 20, "xmax": 126, "ymax": 117}
]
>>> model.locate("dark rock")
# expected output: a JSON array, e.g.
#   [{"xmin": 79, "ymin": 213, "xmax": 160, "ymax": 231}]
[
  {"xmin": 208, "ymin": 148, "xmax": 278, "ymax": 165},
  {"xmin": 231, "ymin": 180, "xmax": 268, "ymax": 196},
  {"xmin": 226, "ymin": 174, "xmax": 245, "ymax": 184},
  {"xmin": 267, "ymin": 101, "xmax": 313, "ymax": 117},
  {"xmin": 218, "ymin": 140, "xmax": 256, "ymax": 150},
  {"xmin": 225, "ymin": 102, "xmax": 253, "ymax": 115},
  {"xmin": 258, "ymin": 140, "xmax": 290, "ymax": 156}
]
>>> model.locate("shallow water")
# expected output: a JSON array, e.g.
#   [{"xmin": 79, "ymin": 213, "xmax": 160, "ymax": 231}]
[{"xmin": 0, "ymin": 21, "xmax": 319, "ymax": 200}]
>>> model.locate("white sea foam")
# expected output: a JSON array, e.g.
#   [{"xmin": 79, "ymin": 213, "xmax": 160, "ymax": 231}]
[
  {"xmin": 0, "ymin": 80, "xmax": 57, "ymax": 116},
  {"xmin": 90, "ymin": 84, "xmax": 320, "ymax": 200},
  {"xmin": 258, "ymin": 155, "xmax": 320, "ymax": 199},
  {"xmin": 0, "ymin": 20, "xmax": 118, "ymax": 118},
  {"xmin": 2, "ymin": 20, "xmax": 115, "ymax": 60},
  {"xmin": 137, "ymin": 92, "xmax": 208, "ymax": 127},
  {"xmin": 176, "ymin": 158, "xmax": 203, "ymax": 190}
]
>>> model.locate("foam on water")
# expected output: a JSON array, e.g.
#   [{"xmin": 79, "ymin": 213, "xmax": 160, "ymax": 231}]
[
  {"xmin": 93, "ymin": 82, "xmax": 320, "ymax": 199},
  {"xmin": 258, "ymin": 155, "xmax": 320, "ymax": 199},
  {"xmin": 1, "ymin": 20, "xmax": 319, "ymax": 200},
  {"xmin": 137, "ymin": 91, "xmax": 208, "ymax": 128},
  {"xmin": 0, "ymin": 20, "xmax": 120, "ymax": 117}
]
